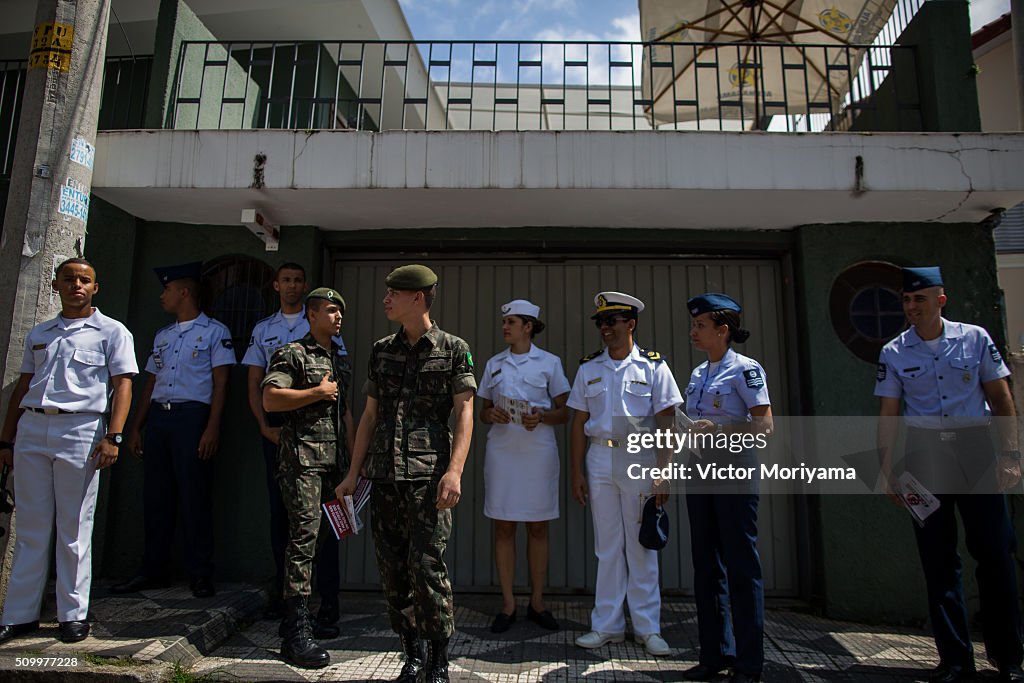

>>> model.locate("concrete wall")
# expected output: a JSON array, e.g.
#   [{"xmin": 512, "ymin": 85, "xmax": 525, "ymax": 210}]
[
  {"xmin": 1000, "ymin": 254, "xmax": 1024, "ymax": 353},
  {"xmin": 84, "ymin": 217, "xmax": 321, "ymax": 581},
  {"xmin": 792, "ymin": 221, "xmax": 1017, "ymax": 622},
  {"xmin": 976, "ymin": 35, "xmax": 1020, "ymax": 132}
]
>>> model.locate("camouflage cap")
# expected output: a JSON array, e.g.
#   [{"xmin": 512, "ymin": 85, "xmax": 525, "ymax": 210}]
[
  {"xmin": 385, "ymin": 264, "xmax": 437, "ymax": 290},
  {"xmin": 306, "ymin": 287, "xmax": 346, "ymax": 313}
]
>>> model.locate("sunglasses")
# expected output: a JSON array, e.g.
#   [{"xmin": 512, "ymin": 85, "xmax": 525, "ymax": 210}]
[{"xmin": 594, "ymin": 316, "xmax": 630, "ymax": 328}]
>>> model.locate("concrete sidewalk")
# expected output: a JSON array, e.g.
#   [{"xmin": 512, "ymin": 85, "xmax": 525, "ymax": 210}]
[{"xmin": 0, "ymin": 584, "xmax": 1001, "ymax": 681}]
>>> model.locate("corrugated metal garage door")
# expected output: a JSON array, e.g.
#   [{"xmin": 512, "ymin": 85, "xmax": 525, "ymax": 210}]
[{"xmin": 331, "ymin": 255, "xmax": 797, "ymax": 596}]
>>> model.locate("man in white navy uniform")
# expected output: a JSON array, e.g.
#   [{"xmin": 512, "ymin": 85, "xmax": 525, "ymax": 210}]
[
  {"xmin": 242, "ymin": 262, "xmax": 346, "ymax": 631},
  {"xmin": 568, "ymin": 291, "xmax": 682, "ymax": 657},
  {"xmin": 0, "ymin": 258, "xmax": 137, "ymax": 644},
  {"xmin": 114, "ymin": 262, "xmax": 235, "ymax": 598},
  {"xmin": 876, "ymin": 266, "xmax": 1022, "ymax": 683}
]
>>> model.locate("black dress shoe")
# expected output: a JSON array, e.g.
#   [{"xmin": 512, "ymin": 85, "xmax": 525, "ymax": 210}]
[
  {"xmin": 730, "ymin": 673, "xmax": 760, "ymax": 683},
  {"xmin": 927, "ymin": 663, "xmax": 976, "ymax": 682},
  {"xmin": 526, "ymin": 605, "xmax": 559, "ymax": 631},
  {"xmin": 110, "ymin": 575, "xmax": 170, "ymax": 594},
  {"xmin": 682, "ymin": 662, "xmax": 731, "ymax": 681},
  {"xmin": 190, "ymin": 577, "xmax": 216, "ymax": 598},
  {"xmin": 999, "ymin": 665, "xmax": 1024, "ymax": 682},
  {"xmin": 58, "ymin": 620, "xmax": 90, "ymax": 643},
  {"xmin": 490, "ymin": 610, "xmax": 516, "ymax": 634},
  {"xmin": 0, "ymin": 621, "xmax": 39, "ymax": 644}
]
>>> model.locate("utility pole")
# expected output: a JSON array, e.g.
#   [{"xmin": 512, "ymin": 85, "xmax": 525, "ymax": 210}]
[{"xmin": 0, "ymin": 0, "xmax": 112, "ymax": 602}]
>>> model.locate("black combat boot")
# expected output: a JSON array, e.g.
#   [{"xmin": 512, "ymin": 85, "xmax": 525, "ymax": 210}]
[
  {"xmin": 394, "ymin": 630, "xmax": 425, "ymax": 683},
  {"xmin": 425, "ymin": 637, "xmax": 450, "ymax": 683},
  {"xmin": 280, "ymin": 597, "xmax": 331, "ymax": 669},
  {"xmin": 314, "ymin": 592, "xmax": 340, "ymax": 639}
]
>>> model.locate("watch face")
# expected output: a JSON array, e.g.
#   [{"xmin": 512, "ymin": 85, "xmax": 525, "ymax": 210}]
[{"xmin": 108, "ymin": 434, "xmax": 123, "ymax": 445}]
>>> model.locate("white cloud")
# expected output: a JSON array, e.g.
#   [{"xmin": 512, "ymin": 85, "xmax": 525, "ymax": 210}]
[
  {"xmin": 968, "ymin": 0, "xmax": 1010, "ymax": 30},
  {"xmin": 606, "ymin": 14, "xmax": 640, "ymax": 42}
]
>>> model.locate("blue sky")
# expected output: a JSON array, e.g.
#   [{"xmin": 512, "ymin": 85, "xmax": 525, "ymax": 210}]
[{"xmin": 396, "ymin": 0, "xmax": 1009, "ymax": 41}]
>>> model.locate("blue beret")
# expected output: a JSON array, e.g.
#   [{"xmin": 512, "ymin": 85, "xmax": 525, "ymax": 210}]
[
  {"xmin": 154, "ymin": 261, "xmax": 202, "ymax": 286},
  {"xmin": 638, "ymin": 496, "xmax": 669, "ymax": 551},
  {"xmin": 687, "ymin": 293, "xmax": 742, "ymax": 317},
  {"xmin": 902, "ymin": 266, "xmax": 943, "ymax": 292}
]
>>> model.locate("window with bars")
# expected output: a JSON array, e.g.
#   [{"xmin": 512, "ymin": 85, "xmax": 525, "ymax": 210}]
[
  {"xmin": 201, "ymin": 255, "xmax": 276, "ymax": 359},
  {"xmin": 829, "ymin": 261, "xmax": 905, "ymax": 363}
]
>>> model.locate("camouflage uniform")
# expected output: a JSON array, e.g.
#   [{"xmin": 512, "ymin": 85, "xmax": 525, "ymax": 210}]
[
  {"xmin": 363, "ymin": 323, "xmax": 476, "ymax": 638},
  {"xmin": 263, "ymin": 334, "xmax": 351, "ymax": 600}
]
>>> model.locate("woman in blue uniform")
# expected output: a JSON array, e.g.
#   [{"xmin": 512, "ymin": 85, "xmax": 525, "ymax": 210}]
[{"xmin": 682, "ymin": 293, "xmax": 773, "ymax": 683}]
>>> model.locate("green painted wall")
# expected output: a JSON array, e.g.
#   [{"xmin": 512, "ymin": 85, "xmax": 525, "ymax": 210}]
[
  {"xmin": 89, "ymin": 221, "xmax": 321, "ymax": 581},
  {"xmin": 792, "ymin": 222, "xmax": 1016, "ymax": 622},
  {"xmin": 852, "ymin": 0, "xmax": 980, "ymax": 133},
  {"xmin": 145, "ymin": 0, "xmax": 261, "ymax": 129}
]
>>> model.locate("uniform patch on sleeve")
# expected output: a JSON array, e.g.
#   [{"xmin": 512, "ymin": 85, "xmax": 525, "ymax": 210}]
[
  {"xmin": 744, "ymin": 368, "xmax": 765, "ymax": 389},
  {"xmin": 876, "ymin": 363, "xmax": 887, "ymax": 382},
  {"xmin": 466, "ymin": 351, "xmax": 474, "ymax": 368},
  {"xmin": 247, "ymin": 335, "xmax": 255, "ymax": 347},
  {"xmin": 221, "ymin": 339, "xmax": 234, "ymax": 349},
  {"xmin": 989, "ymin": 343, "xmax": 1003, "ymax": 365}
]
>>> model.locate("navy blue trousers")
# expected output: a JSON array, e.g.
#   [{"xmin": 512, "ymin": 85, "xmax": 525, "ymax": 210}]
[
  {"xmin": 262, "ymin": 438, "xmax": 340, "ymax": 601},
  {"xmin": 913, "ymin": 492, "xmax": 1022, "ymax": 670},
  {"xmin": 686, "ymin": 457, "xmax": 764, "ymax": 676},
  {"xmin": 143, "ymin": 402, "xmax": 214, "ymax": 580}
]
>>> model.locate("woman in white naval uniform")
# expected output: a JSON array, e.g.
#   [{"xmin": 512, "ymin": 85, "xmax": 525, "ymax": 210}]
[
  {"xmin": 682, "ymin": 293, "xmax": 773, "ymax": 683},
  {"xmin": 568, "ymin": 291, "xmax": 682, "ymax": 657},
  {"xmin": 479, "ymin": 300, "xmax": 570, "ymax": 633}
]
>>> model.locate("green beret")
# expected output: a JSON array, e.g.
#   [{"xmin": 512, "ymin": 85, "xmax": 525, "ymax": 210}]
[
  {"xmin": 385, "ymin": 264, "xmax": 437, "ymax": 290},
  {"xmin": 306, "ymin": 287, "xmax": 346, "ymax": 313}
]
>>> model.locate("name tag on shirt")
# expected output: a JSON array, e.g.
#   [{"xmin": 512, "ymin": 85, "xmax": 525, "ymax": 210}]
[
  {"xmin": 587, "ymin": 377, "xmax": 602, "ymax": 385},
  {"xmin": 32, "ymin": 343, "xmax": 45, "ymax": 350}
]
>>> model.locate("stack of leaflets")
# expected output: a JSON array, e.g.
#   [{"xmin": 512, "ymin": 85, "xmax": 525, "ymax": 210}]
[
  {"xmin": 496, "ymin": 393, "xmax": 532, "ymax": 425},
  {"xmin": 322, "ymin": 477, "xmax": 373, "ymax": 540},
  {"xmin": 896, "ymin": 471, "xmax": 940, "ymax": 527}
]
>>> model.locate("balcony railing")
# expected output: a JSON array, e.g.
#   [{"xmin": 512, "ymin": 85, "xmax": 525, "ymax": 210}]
[
  {"xmin": 0, "ymin": 55, "xmax": 152, "ymax": 179},
  {"xmin": 1, "ymin": 60, "xmax": 27, "ymax": 178},
  {"xmin": 168, "ymin": 38, "xmax": 920, "ymax": 134}
]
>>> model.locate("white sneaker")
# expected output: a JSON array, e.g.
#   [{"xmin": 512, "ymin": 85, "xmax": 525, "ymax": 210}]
[
  {"xmin": 637, "ymin": 632, "xmax": 671, "ymax": 656},
  {"xmin": 574, "ymin": 630, "xmax": 625, "ymax": 649}
]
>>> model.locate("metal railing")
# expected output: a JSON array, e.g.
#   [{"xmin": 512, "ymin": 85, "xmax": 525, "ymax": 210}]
[
  {"xmin": 1, "ymin": 55, "xmax": 152, "ymax": 179},
  {"xmin": 169, "ymin": 38, "xmax": 920, "ymax": 134},
  {"xmin": 0, "ymin": 60, "xmax": 27, "ymax": 177}
]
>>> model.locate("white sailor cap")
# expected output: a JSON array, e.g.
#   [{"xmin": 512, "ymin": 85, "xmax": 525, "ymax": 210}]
[
  {"xmin": 501, "ymin": 299, "xmax": 541, "ymax": 319},
  {"xmin": 592, "ymin": 291, "xmax": 645, "ymax": 319}
]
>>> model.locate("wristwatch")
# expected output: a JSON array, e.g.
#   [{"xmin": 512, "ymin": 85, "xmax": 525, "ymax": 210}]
[
  {"xmin": 0, "ymin": 440, "xmax": 13, "ymax": 451},
  {"xmin": 1003, "ymin": 449, "xmax": 1022, "ymax": 461},
  {"xmin": 104, "ymin": 433, "xmax": 124, "ymax": 446}
]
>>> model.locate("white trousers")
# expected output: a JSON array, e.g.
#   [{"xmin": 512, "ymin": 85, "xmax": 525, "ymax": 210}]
[
  {"xmin": 2, "ymin": 411, "xmax": 102, "ymax": 623},
  {"xmin": 586, "ymin": 444, "xmax": 661, "ymax": 636}
]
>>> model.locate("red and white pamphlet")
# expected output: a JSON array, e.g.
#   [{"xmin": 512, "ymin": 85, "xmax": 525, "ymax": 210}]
[{"xmin": 322, "ymin": 477, "xmax": 373, "ymax": 540}]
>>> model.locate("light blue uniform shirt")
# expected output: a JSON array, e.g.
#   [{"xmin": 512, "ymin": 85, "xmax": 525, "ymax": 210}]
[
  {"xmin": 241, "ymin": 306, "xmax": 347, "ymax": 370},
  {"xmin": 683, "ymin": 347, "xmax": 771, "ymax": 422},
  {"xmin": 19, "ymin": 309, "xmax": 139, "ymax": 413},
  {"xmin": 567, "ymin": 344, "xmax": 682, "ymax": 439},
  {"xmin": 144, "ymin": 313, "xmax": 236, "ymax": 404},
  {"xmin": 874, "ymin": 318, "xmax": 1009, "ymax": 428}
]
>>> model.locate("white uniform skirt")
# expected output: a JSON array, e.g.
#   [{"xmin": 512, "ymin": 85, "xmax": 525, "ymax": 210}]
[{"xmin": 483, "ymin": 423, "xmax": 560, "ymax": 522}]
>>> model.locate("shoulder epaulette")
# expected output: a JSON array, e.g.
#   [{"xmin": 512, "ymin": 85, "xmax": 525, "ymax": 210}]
[
  {"xmin": 579, "ymin": 349, "xmax": 603, "ymax": 364},
  {"xmin": 156, "ymin": 322, "xmax": 175, "ymax": 334},
  {"xmin": 639, "ymin": 347, "xmax": 664, "ymax": 363}
]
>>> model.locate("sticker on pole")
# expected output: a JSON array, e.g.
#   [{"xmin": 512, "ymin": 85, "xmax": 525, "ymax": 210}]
[
  {"xmin": 58, "ymin": 178, "xmax": 89, "ymax": 223},
  {"xmin": 69, "ymin": 137, "xmax": 94, "ymax": 170},
  {"xmin": 29, "ymin": 22, "xmax": 74, "ymax": 72}
]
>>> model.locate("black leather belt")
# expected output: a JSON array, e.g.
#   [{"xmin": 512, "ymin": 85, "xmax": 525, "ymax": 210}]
[
  {"xmin": 26, "ymin": 407, "xmax": 80, "ymax": 415},
  {"xmin": 151, "ymin": 400, "xmax": 205, "ymax": 411}
]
